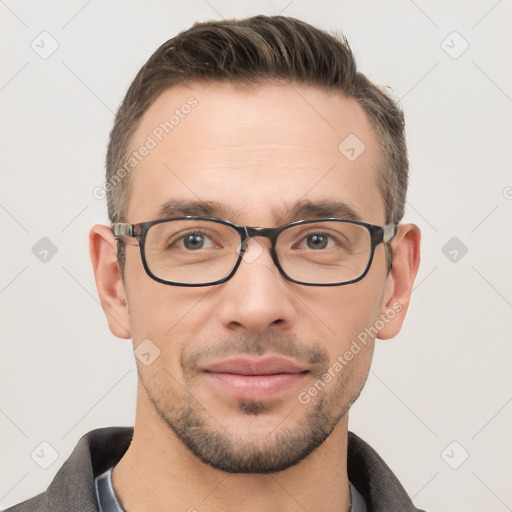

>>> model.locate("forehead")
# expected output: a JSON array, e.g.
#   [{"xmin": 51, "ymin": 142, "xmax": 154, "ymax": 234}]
[{"xmin": 125, "ymin": 82, "xmax": 385, "ymax": 224}]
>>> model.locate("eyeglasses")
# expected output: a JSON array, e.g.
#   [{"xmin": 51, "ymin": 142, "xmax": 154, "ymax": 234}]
[{"xmin": 113, "ymin": 216, "xmax": 397, "ymax": 287}]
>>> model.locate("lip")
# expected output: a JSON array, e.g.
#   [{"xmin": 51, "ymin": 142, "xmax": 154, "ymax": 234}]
[
  {"xmin": 202, "ymin": 356, "xmax": 307, "ymax": 375},
  {"xmin": 202, "ymin": 357, "xmax": 309, "ymax": 401}
]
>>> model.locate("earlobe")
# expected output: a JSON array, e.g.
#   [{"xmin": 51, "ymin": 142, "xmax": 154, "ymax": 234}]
[
  {"xmin": 89, "ymin": 224, "xmax": 131, "ymax": 339},
  {"xmin": 377, "ymin": 223, "xmax": 421, "ymax": 340}
]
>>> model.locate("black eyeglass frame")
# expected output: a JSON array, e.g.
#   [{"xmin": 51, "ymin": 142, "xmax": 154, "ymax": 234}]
[{"xmin": 113, "ymin": 216, "xmax": 398, "ymax": 287}]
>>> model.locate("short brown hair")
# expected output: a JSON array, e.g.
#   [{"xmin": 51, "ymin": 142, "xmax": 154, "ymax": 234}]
[{"xmin": 106, "ymin": 15, "xmax": 408, "ymax": 271}]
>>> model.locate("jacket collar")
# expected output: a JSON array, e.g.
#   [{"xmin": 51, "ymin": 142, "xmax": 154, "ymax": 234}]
[{"xmin": 27, "ymin": 426, "xmax": 423, "ymax": 511}]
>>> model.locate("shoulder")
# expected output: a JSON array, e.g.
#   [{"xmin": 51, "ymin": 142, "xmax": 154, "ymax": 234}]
[
  {"xmin": 2, "ymin": 426, "xmax": 133, "ymax": 512},
  {"xmin": 348, "ymin": 431, "xmax": 427, "ymax": 512},
  {"xmin": 2, "ymin": 493, "xmax": 49, "ymax": 512}
]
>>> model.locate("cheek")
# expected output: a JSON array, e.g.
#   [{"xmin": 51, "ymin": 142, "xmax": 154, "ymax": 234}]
[
  {"xmin": 123, "ymin": 247, "xmax": 195, "ymax": 341},
  {"xmin": 126, "ymin": 277, "xmax": 213, "ymax": 372},
  {"xmin": 307, "ymin": 282, "xmax": 384, "ymax": 346},
  {"xmin": 302, "ymin": 283, "xmax": 384, "ymax": 386}
]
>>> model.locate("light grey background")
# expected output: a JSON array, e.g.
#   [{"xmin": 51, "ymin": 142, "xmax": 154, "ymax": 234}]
[{"xmin": 1, "ymin": 1, "xmax": 511, "ymax": 511}]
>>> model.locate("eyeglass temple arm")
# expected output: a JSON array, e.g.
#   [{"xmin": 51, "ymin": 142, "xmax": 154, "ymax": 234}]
[
  {"xmin": 113, "ymin": 223, "xmax": 134, "ymax": 238},
  {"xmin": 383, "ymin": 224, "xmax": 398, "ymax": 243}
]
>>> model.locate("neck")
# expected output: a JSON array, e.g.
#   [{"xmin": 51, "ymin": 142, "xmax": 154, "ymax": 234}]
[{"xmin": 112, "ymin": 384, "xmax": 351, "ymax": 512}]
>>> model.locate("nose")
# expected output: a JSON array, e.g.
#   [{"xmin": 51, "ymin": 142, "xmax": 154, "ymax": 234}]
[{"xmin": 216, "ymin": 238, "xmax": 297, "ymax": 334}]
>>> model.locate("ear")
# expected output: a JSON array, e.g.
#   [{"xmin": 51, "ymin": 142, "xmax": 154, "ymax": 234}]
[
  {"xmin": 89, "ymin": 224, "xmax": 131, "ymax": 339},
  {"xmin": 377, "ymin": 223, "xmax": 421, "ymax": 340}
]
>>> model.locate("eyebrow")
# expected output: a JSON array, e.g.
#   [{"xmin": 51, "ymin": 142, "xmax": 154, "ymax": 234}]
[
  {"xmin": 156, "ymin": 199, "xmax": 240, "ymax": 220},
  {"xmin": 155, "ymin": 198, "xmax": 362, "ymax": 224},
  {"xmin": 275, "ymin": 199, "xmax": 362, "ymax": 223}
]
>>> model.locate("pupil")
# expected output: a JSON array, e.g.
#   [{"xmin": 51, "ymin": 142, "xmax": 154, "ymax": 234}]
[
  {"xmin": 307, "ymin": 234, "xmax": 327, "ymax": 249},
  {"xmin": 184, "ymin": 233, "xmax": 204, "ymax": 250}
]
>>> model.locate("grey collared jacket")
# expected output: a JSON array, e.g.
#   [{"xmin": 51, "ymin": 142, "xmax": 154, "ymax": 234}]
[{"xmin": 4, "ymin": 427, "xmax": 426, "ymax": 512}]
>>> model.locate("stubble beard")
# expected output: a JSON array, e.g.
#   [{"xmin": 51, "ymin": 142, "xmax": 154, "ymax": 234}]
[{"xmin": 139, "ymin": 354, "xmax": 367, "ymax": 474}]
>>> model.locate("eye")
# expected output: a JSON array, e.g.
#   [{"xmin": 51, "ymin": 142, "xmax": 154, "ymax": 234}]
[
  {"xmin": 305, "ymin": 233, "xmax": 330, "ymax": 249},
  {"xmin": 172, "ymin": 231, "xmax": 216, "ymax": 250},
  {"xmin": 184, "ymin": 233, "xmax": 206, "ymax": 250},
  {"xmin": 297, "ymin": 232, "xmax": 337, "ymax": 250}
]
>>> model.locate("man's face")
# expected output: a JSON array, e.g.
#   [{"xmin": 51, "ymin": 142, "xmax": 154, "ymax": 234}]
[{"xmin": 121, "ymin": 83, "xmax": 392, "ymax": 473}]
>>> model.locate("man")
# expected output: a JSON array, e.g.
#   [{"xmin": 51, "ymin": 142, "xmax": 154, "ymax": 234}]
[{"xmin": 6, "ymin": 15, "xmax": 422, "ymax": 512}]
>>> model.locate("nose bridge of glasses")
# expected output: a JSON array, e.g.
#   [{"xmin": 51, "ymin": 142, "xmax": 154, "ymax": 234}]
[
  {"xmin": 240, "ymin": 226, "xmax": 278, "ymax": 250},
  {"xmin": 236, "ymin": 226, "xmax": 277, "ymax": 263},
  {"xmin": 244, "ymin": 226, "xmax": 277, "ymax": 239}
]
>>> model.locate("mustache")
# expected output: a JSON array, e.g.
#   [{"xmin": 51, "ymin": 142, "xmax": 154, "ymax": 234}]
[{"xmin": 181, "ymin": 332, "xmax": 330, "ymax": 378}]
